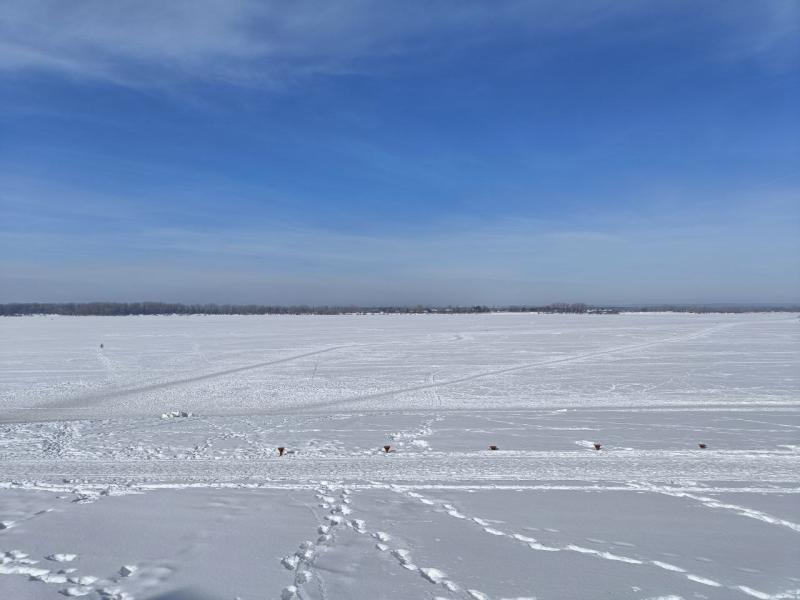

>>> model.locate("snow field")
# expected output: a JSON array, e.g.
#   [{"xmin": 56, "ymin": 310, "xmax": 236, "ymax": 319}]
[{"xmin": 0, "ymin": 313, "xmax": 798, "ymax": 599}]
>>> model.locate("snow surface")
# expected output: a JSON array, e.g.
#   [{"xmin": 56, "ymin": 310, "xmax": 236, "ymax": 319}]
[{"xmin": 0, "ymin": 313, "xmax": 798, "ymax": 599}]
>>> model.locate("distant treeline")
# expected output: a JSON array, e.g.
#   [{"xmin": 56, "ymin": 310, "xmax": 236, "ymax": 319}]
[
  {"xmin": 0, "ymin": 302, "xmax": 493, "ymax": 316},
  {"xmin": 1, "ymin": 302, "xmax": 797, "ymax": 316},
  {"xmin": 612, "ymin": 304, "xmax": 800, "ymax": 314}
]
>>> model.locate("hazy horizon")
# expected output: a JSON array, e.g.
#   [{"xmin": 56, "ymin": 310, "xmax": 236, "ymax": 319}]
[{"xmin": 2, "ymin": 300, "xmax": 798, "ymax": 312}]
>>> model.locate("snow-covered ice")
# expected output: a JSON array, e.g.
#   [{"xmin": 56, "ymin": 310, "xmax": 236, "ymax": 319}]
[{"xmin": 0, "ymin": 313, "xmax": 798, "ymax": 599}]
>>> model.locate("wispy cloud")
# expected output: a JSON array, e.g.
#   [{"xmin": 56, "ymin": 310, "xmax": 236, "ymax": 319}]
[{"xmin": 1, "ymin": 1, "xmax": 795, "ymax": 89}]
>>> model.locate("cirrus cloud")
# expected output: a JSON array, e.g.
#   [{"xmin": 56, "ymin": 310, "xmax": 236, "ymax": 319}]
[{"xmin": 0, "ymin": 1, "xmax": 796, "ymax": 89}]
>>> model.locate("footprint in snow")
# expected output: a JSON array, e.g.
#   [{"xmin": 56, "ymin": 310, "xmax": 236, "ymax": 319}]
[
  {"xmin": 686, "ymin": 574, "xmax": 721, "ymax": 587},
  {"xmin": 349, "ymin": 519, "xmax": 367, "ymax": 533},
  {"xmin": 419, "ymin": 567, "xmax": 447, "ymax": 584},
  {"xmin": 46, "ymin": 553, "xmax": 78, "ymax": 562},
  {"xmin": 528, "ymin": 541, "xmax": 560, "ymax": 552},
  {"xmin": 408, "ymin": 492, "xmax": 436, "ymax": 505},
  {"xmin": 391, "ymin": 548, "xmax": 417, "ymax": 570},
  {"xmin": 31, "ymin": 572, "xmax": 69, "ymax": 584},
  {"xmin": 295, "ymin": 543, "xmax": 315, "ymax": 561},
  {"xmin": 325, "ymin": 515, "xmax": 343, "ymax": 525},
  {"xmin": 60, "ymin": 586, "xmax": 93, "ymax": 597},
  {"xmin": 442, "ymin": 580, "xmax": 459, "ymax": 592},
  {"xmin": 651, "ymin": 560, "xmax": 686, "ymax": 573}
]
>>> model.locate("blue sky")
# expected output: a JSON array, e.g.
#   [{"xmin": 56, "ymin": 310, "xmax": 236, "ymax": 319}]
[{"xmin": 1, "ymin": 1, "xmax": 798, "ymax": 305}]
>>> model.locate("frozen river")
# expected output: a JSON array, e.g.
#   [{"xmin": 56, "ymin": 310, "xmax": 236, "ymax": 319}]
[
  {"xmin": 1, "ymin": 313, "xmax": 797, "ymax": 418},
  {"xmin": 0, "ymin": 314, "xmax": 798, "ymax": 599}
]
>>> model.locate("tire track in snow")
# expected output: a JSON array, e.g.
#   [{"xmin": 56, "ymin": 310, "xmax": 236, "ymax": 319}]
[
  {"xmin": 293, "ymin": 322, "xmax": 743, "ymax": 411},
  {"xmin": 35, "ymin": 345, "xmax": 352, "ymax": 412}
]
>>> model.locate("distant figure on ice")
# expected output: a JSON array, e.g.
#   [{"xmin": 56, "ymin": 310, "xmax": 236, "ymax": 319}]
[{"xmin": 100, "ymin": 343, "xmax": 104, "ymax": 349}]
